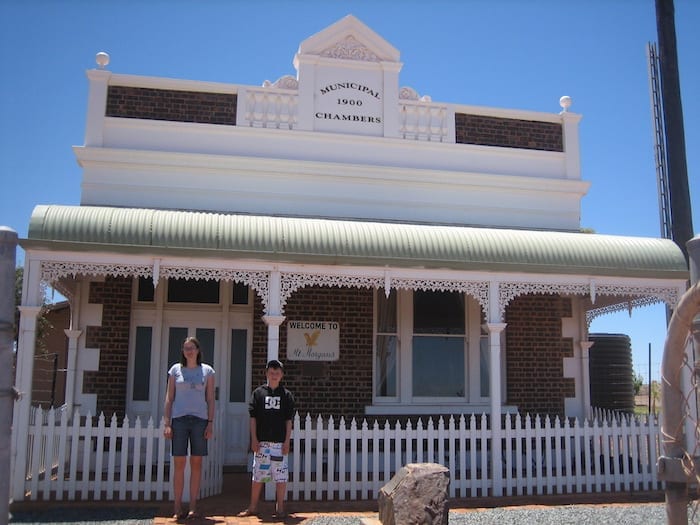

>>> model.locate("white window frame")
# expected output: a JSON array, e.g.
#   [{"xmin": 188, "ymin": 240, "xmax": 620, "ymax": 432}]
[{"xmin": 369, "ymin": 289, "xmax": 488, "ymax": 415}]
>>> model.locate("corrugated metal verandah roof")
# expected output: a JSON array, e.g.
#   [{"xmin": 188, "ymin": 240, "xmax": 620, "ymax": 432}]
[{"xmin": 22, "ymin": 205, "xmax": 689, "ymax": 279}]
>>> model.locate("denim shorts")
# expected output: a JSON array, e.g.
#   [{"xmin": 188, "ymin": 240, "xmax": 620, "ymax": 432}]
[{"xmin": 171, "ymin": 415, "xmax": 208, "ymax": 457}]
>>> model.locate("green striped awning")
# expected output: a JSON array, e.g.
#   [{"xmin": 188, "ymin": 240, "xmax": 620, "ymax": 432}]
[{"xmin": 21, "ymin": 205, "xmax": 688, "ymax": 279}]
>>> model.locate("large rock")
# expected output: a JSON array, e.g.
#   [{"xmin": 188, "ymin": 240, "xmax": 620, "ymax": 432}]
[{"xmin": 378, "ymin": 463, "xmax": 450, "ymax": 525}]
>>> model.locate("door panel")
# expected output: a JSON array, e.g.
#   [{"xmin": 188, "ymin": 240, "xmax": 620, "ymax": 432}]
[
  {"xmin": 127, "ymin": 324, "xmax": 157, "ymax": 422},
  {"xmin": 224, "ymin": 327, "xmax": 251, "ymax": 465}
]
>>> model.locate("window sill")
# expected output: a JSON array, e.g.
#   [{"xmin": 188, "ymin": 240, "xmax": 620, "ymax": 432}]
[{"xmin": 364, "ymin": 404, "xmax": 519, "ymax": 416}]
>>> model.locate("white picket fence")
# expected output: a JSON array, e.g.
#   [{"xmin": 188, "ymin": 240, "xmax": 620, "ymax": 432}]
[
  {"xmin": 17, "ymin": 407, "xmax": 661, "ymax": 502},
  {"xmin": 287, "ymin": 410, "xmax": 661, "ymax": 500},
  {"xmin": 17, "ymin": 406, "xmax": 223, "ymax": 502}
]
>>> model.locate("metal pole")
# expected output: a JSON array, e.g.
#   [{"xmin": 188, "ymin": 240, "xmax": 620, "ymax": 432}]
[
  {"xmin": 660, "ymin": 235, "xmax": 700, "ymax": 525},
  {"xmin": 648, "ymin": 343, "xmax": 652, "ymax": 414},
  {"xmin": 0, "ymin": 226, "xmax": 18, "ymax": 525},
  {"xmin": 660, "ymin": 286, "xmax": 697, "ymax": 525},
  {"xmin": 50, "ymin": 353, "xmax": 58, "ymax": 408},
  {"xmin": 656, "ymin": 0, "xmax": 694, "ymax": 260}
]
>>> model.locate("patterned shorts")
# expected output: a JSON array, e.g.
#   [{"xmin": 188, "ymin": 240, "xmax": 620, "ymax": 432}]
[{"xmin": 252, "ymin": 441, "xmax": 288, "ymax": 483}]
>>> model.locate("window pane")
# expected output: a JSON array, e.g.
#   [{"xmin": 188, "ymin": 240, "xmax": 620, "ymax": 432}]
[
  {"xmin": 167, "ymin": 327, "xmax": 189, "ymax": 369},
  {"xmin": 195, "ymin": 328, "xmax": 215, "ymax": 366},
  {"xmin": 133, "ymin": 326, "xmax": 152, "ymax": 401},
  {"xmin": 376, "ymin": 290, "xmax": 397, "ymax": 332},
  {"xmin": 413, "ymin": 290, "xmax": 464, "ymax": 334},
  {"xmin": 167, "ymin": 278, "xmax": 220, "ymax": 303},
  {"xmin": 412, "ymin": 336, "xmax": 464, "ymax": 397},
  {"xmin": 230, "ymin": 329, "xmax": 247, "ymax": 402},
  {"xmin": 375, "ymin": 335, "xmax": 397, "ymax": 397},
  {"xmin": 137, "ymin": 277, "xmax": 154, "ymax": 302},
  {"xmin": 232, "ymin": 283, "xmax": 250, "ymax": 305},
  {"xmin": 480, "ymin": 334, "xmax": 490, "ymax": 397},
  {"xmin": 479, "ymin": 311, "xmax": 489, "ymax": 397}
]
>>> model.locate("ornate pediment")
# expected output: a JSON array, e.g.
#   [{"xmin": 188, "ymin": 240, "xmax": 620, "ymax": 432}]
[
  {"xmin": 319, "ymin": 35, "xmax": 380, "ymax": 62},
  {"xmin": 295, "ymin": 14, "xmax": 401, "ymax": 66}
]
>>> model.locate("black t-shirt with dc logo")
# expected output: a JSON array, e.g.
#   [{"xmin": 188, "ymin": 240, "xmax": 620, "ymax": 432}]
[{"xmin": 249, "ymin": 383, "xmax": 295, "ymax": 443}]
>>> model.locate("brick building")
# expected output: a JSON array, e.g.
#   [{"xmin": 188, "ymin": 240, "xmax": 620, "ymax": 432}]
[{"xmin": 15, "ymin": 15, "xmax": 687, "ymax": 470}]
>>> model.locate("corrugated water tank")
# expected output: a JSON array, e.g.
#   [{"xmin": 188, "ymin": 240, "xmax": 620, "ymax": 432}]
[{"xmin": 588, "ymin": 333, "xmax": 635, "ymax": 413}]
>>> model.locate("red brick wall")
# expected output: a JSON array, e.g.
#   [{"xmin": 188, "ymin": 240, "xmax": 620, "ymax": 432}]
[
  {"xmin": 79, "ymin": 280, "xmax": 575, "ymax": 420},
  {"xmin": 106, "ymin": 86, "xmax": 237, "ymax": 125},
  {"xmin": 252, "ymin": 288, "xmax": 576, "ymax": 420},
  {"xmin": 84, "ymin": 276, "xmax": 133, "ymax": 418},
  {"xmin": 251, "ymin": 286, "xmax": 374, "ymax": 420},
  {"xmin": 455, "ymin": 113, "xmax": 563, "ymax": 151},
  {"xmin": 505, "ymin": 294, "xmax": 574, "ymax": 417}
]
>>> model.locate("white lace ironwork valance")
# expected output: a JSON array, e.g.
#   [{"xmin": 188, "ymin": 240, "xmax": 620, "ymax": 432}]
[{"xmin": 39, "ymin": 260, "xmax": 682, "ymax": 322}]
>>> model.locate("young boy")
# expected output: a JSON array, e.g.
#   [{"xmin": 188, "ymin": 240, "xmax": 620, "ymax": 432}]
[{"xmin": 238, "ymin": 359, "xmax": 295, "ymax": 518}]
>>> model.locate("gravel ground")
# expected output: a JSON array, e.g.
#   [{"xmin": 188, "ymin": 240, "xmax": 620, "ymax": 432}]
[
  {"xmin": 8, "ymin": 502, "xmax": 698, "ymax": 525},
  {"xmin": 304, "ymin": 503, "xmax": 693, "ymax": 525}
]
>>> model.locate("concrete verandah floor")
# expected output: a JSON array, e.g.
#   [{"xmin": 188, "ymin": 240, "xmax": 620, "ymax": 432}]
[{"xmin": 153, "ymin": 472, "xmax": 378, "ymax": 524}]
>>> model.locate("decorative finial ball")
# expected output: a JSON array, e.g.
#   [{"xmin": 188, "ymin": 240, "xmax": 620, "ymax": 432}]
[
  {"xmin": 559, "ymin": 96, "xmax": 572, "ymax": 111},
  {"xmin": 96, "ymin": 52, "xmax": 110, "ymax": 69}
]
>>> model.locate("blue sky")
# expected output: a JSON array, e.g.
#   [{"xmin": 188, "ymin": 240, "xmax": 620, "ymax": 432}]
[{"xmin": 1, "ymin": 0, "xmax": 697, "ymax": 382}]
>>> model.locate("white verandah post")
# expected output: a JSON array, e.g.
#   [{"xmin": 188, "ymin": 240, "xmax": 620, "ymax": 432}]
[
  {"xmin": 11, "ymin": 259, "xmax": 44, "ymax": 501},
  {"xmin": 487, "ymin": 279, "xmax": 506, "ymax": 496},
  {"xmin": 262, "ymin": 270, "xmax": 285, "ymax": 363},
  {"xmin": 580, "ymin": 341, "xmax": 594, "ymax": 417},
  {"xmin": 63, "ymin": 329, "xmax": 82, "ymax": 415},
  {"xmin": 486, "ymin": 322, "xmax": 506, "ymax": 496}
]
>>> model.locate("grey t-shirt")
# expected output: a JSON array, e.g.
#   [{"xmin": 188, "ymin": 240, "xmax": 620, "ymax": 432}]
[{"xmin": 169, "ymin": 363, "xmax": 215, "ymax": 420}]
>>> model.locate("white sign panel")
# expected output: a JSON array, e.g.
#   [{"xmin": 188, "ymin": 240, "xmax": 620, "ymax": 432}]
[
  {"xmin": 287, "ymin": 320, "xmax": 340, "ymax": 361},
  {"xmin": 314, "ymin": 66, "xmax": 383, "ymax": 136}
]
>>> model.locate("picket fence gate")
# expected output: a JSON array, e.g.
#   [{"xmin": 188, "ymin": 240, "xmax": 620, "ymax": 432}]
[{"xmin": 16, "ymin": 406, "xmax": 661, "ymax": 502}]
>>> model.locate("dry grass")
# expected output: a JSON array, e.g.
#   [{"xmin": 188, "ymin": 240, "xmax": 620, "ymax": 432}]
[{"xmin": 634, "ymin": 384, "xmax": 660, "ymax": 416}]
